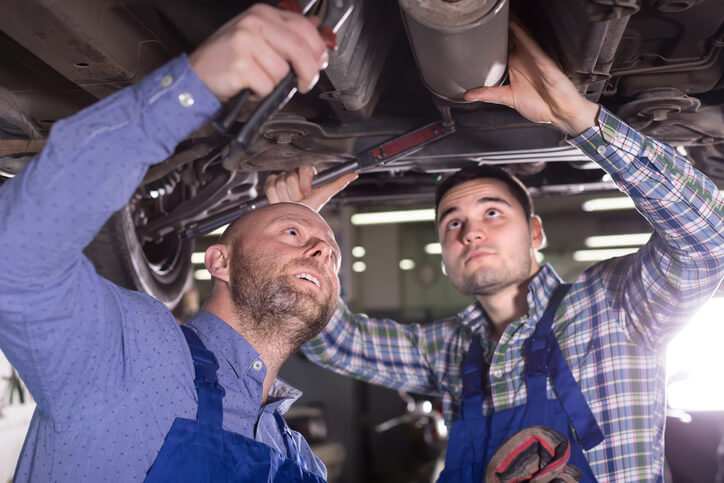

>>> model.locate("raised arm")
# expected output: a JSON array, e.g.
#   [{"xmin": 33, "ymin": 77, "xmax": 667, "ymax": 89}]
[
  {"xmin": 0, "ymin": 4, "xmax": 328, "ymax": 422},
  {"xmin": 570, "ymin": 111, "xmax": 724, "ymax": 348},
  {"xmin": 466, "ymin": 20, "xmax": 724, "ymax": 347}
]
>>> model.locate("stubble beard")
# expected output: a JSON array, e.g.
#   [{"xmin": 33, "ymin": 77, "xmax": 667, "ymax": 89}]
[
  {"xmin": 229, "ymin": 250, "xmax": 335, "ymax": 355},
  {"xmin": 451, "ymin": 249, "xmax": 532, "ymax": 297}
]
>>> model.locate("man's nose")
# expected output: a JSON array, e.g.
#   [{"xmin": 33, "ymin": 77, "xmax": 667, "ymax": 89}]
[
  {"xmin": 462, "ymin": 222, "xmax": 487, "ymax": 244},
  {"xmin": 304, "ymin": 238, "xmax": 333, "ymax": 266}
]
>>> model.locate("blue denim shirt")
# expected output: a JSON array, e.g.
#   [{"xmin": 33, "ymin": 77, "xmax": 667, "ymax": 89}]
[{"xmin": 0, "ymin": 55, "xmax": 327, "ymax": 482}]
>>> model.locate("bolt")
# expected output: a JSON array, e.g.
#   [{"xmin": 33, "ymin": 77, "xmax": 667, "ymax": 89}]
[{"xmin": 651, "ymin": 109, "xmax": 670, "ymax": 122}]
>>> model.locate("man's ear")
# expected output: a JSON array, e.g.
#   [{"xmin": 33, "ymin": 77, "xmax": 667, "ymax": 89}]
[
  {"xmin": 530, "ymin": 215, "xmax": 546, "ymax": 250},
  {"xmin": 205, "ymin": 244, "xmax": 231, "ymax": 283}
]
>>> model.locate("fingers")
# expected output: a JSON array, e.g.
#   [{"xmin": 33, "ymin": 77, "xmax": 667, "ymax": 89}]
[
  {"xmin": 264, "ymin": 173, "xmax": 282, "ymax": 203},
  {"xmin": 306, "ymin": 172, "xmax": 358, "ymax": 212},
  {"xmin": 264, "ymin": 167, "xmax": 358, "ymax": 212},
  {"xmin": 508, "ymin": 21, "xmax": 543, "ymax": 56},
  {"xmin": 508, "ymin": 21, "xmax": 559, "ymax": 74},
  {"xmin": 298, "ymin": 165, "xmax": 314, "ymax": 198},
  {"xmin": 189, "ymin": 3, "xmax": 327, "ymax": 99},
  {"xmin": 264, "ymin": 169, "xmax": 304, "ymax": 203},
  {"xmin": 464, "ymin": 85, "xmax": 514, "ymax": 108},
  {"xmin": 250, "ymin": 35, "xmax": 294, "ymax": 93},
  {"xmin": 249, "ymin": 5, "xmax": 327, "ymax": 93}
]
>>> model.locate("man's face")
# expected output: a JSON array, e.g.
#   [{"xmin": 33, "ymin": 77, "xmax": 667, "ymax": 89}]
[
  {"xmin": 228, "ymin": 204, "xmax": 341, "ymax": 350},
  {"xmin": 436, "ymin": 178, "xmax": 542, "ymax": 297}
]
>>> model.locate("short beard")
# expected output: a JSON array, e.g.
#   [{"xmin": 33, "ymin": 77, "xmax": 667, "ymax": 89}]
[
  {"xmin": 229, "ymin": 249, "xmax": 334, "ymax": 356},
  {"xmin": 451, "ymin": 255, "xmax": 532, "ymax": 297}
]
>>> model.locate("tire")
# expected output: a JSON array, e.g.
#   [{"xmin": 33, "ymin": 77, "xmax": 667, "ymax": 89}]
[{"xmin": 83, "ymin": 203, "xmax": 193, "ymax": 308}]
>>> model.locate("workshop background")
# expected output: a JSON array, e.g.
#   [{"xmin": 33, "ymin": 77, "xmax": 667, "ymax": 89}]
[{"xmin": 2, "ymin": 189, "xmax": 723, "ymax": 483}]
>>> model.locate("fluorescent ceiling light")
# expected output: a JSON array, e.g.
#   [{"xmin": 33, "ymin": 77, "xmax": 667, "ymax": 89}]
[
  {"xmin": 667, "ymin": 297, "xmax": 724, "ymax": 410},
  {"xmin": 352, "ymin": 261, "xmax": 367, "ymax": 273},
  {"xmin": 425, "ymin": 242, "xmax": 441, "ymax": 255},
  {"xmin": 351, "ymin": 246, "xmax": 366, "ymax": 258},
  {"xmin": 581, "ymin": 197, "xmax": 635, "ymax": 212},
  {"xmin": 584, "ymin": 233, "xmax": 651, "ymax": 248},
  {"xmin": 194, "ymin": 269, "xmax": 211, "ymax": 281},
  {"xmin": 351, "ymin": 209, "xmax": 435, "ymax": 226},
  {"xmin": 583, "ymin": 191, "xmax": 724, "ymax": 212},
  {"xmin": 191, "ymin": 252, "xmax": 206, "ymax": 264},
  {"xmin": 399, "ymin": 259, "xmax": 416, "ymax": 270},
  {"xmin": 573, "ymin": 247, "xmax": 638, "ymax": 262}
]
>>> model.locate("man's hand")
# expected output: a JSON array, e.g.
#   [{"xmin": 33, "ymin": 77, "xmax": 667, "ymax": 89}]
[
  {"xmin": 464, "ymin": 21, "xmax": 600, "ymax": 137},
  {"xmin": 264, "ymin": 166, "xmax": 358, "ymax": 212},
  {"xmin": 189, "ymin": 4, "xmax": 328, "ymax": 101}
]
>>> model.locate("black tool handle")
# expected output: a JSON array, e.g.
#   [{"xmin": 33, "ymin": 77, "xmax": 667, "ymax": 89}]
[
  {"xmin": 231, "ymin": 71, "xmax": 298, "ymax": 152},
  {"xmin": 181, "ymin": 160, "xmax": 359, "ymax": 239},
  {"xmin": 214, "ymin": 89, "xmax": 251, "ymax": 133}
]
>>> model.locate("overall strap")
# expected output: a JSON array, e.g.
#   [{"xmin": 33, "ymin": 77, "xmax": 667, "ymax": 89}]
[
  {"xmin": 460, "ymin": 333, "xmax": 485, "ymax": 420},
  {"xmin": 180, "ymin": 325, "xmax": 226, "ymax": 427},
  {"xmin": 524, "ymin": 284, "xmax": 605, "ymax": 450},
  {"xmin": 273, "ymin": 411, "xmax": 308, "ymax": 471}
]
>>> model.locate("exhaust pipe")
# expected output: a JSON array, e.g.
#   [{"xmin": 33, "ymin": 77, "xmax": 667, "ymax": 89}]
[{"xmin": 399, "ymin": 0, "xmax": 510, "ymax": 102}]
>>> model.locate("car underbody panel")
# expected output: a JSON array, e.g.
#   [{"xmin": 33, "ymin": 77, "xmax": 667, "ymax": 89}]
[{"xmin": 0, "ymin": 0, "xmax": 722, "ymax": 302}]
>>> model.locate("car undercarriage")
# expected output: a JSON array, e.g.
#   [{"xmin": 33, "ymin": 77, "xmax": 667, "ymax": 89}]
[{"xmin": 1, "ymin": 0, "xmax": 722, "ymax": 305}]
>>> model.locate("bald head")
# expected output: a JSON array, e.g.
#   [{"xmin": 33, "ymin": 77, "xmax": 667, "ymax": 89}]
[
  {"xmin": 203, "ymin": 201, "xmax": 341, "ymax": 356},
  {"xmin": 219, "ymin": 202, "xmax": 332, "ymax": 248}
]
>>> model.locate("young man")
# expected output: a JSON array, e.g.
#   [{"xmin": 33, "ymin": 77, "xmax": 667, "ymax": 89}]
[
  {"xmin": 265, "ymin": 20, "xmax": 724, "ymax": 482},
  {"xmin": 0, "ymin": 4, "xmax": 353, "ymax": 482}
]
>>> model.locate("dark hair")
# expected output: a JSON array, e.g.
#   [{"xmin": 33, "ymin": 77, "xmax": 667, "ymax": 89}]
[{"xmin": 434, "ymin": 165, "xmax": 534, "ymax": 221}]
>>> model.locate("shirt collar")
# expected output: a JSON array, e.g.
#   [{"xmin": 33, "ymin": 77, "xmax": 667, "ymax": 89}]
[
  {"xmin": 265, "ymin": 378, "xmax": 303, "ymax": 415},
  {"xmin": 185, "ymin": 310, "xmax": 263, "ymax": 380},
  {"xmin": 184, "ymin": 310, "xmax": 304, "ymax": 413},
  {"xmin": 457, "ymin": 264, "xmax": 563, "ymax": 329},
  {"xmin": 525, "ymin": 264, "xmax": 563, "ymax": 319}
]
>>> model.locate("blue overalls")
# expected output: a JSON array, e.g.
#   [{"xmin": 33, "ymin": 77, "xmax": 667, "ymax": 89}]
[
  {"xmin": 144, "ymin": 326, "xmax": 326, "ymax": 482},
  {"xmin": 438, "ymin": 284, "xmax": 605, "ymax": 482}
]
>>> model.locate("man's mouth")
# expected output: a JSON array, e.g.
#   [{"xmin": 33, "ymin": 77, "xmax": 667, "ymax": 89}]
[
  {"xmin": 295, "ymin": 272, "xmax": 321, "ymax": 289},
  {"xmin": 465, "ymin": 248, "xmax": 494, "ymax": 265}
]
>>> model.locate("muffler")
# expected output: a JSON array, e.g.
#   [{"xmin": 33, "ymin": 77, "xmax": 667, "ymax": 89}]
[{"xmin": 398, "ymin": 0, "xmax": 510, "ymax": 102}]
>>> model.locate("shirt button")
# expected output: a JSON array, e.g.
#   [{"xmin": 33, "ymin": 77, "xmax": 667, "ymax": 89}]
[
  {"xmin": 160, "ymin": 75, "xmax": 173, "ymax": 88},
  {"xmin": 596, "ymin": 145, "xmax": 607, "ymax": 155},
  {"xmin": 493, "ymin": 369, "xmax": 503, "ymax": 379},
  {"xmin": 178, "ymin": 92, "xmax": 195, "ymax": 108},
  {"xmin": 252, "ymin": 360, "xmax": 263, "ymax": 371}
]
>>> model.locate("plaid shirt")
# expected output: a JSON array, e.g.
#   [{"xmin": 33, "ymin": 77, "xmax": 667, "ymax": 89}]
[{"xmin": 302, "ymin": 107, "xmax": 724, "ymax": 482}]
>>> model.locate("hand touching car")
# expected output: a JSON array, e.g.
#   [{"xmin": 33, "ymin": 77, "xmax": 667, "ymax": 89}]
[
  {"xmin": 189, "ymin": 3, "xmax": 328, "ymax": 100},
  {"xmin": 464, "ymin": 21, "xmax": 600, "ymax": 137},
  {"xmin": 264, "ymin": 166, "xmax": 357, "ymax": 212}
]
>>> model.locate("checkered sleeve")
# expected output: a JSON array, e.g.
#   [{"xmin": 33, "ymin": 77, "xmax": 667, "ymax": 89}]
[
  {"xmin": 568, "ymin": 107, "xmax": 724, "ymax": 348},
  {"xmin": 300, "ymin": 299, "xmax": 448, "ymax": 395}
]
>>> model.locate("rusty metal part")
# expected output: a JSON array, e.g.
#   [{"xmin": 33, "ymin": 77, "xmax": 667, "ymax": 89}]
[
  {"xmin": 320, "ymin": 0, "xmax": 399, "ymax": 118},
  {"xmin": 0, "ymin": 0, "xmax": 176, "ymax": 99},
  {"xmin": 0, "ymin": 138, "xmax": 46, "ymax": 157},
  {"xmin": 398, "ymin": 0, "xmax": 509, "ymax": 101},
  {"xmin": 618, "ymin": 88, "xmax": 702, "ymax": 129}
]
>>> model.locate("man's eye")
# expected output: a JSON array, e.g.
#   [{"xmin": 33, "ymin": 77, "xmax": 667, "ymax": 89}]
[
  {"xmin": 285, "ymin": 227, "xmax": 300, "ymax": 237},
  {"xmin": 486, "ymin": 209, "xmax": 501, "ymax": 218},
  {"xmin": 446, "ymin": 220, "xmax": 461, "ymax": 231}
]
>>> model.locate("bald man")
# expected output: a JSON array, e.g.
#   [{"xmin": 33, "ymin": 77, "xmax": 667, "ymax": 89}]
[{"xmin": 0, "ymin": 4, "xmax": 353, "ymax": 482}]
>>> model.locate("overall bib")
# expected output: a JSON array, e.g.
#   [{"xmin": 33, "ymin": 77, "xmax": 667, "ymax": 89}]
[
  {"xmin": 438, "ymin": 284, "xmax": 605, "ymax": 482},
  {"xmin": 145, "ymin": 326, "xmax": 326, "ymax": 482}
]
